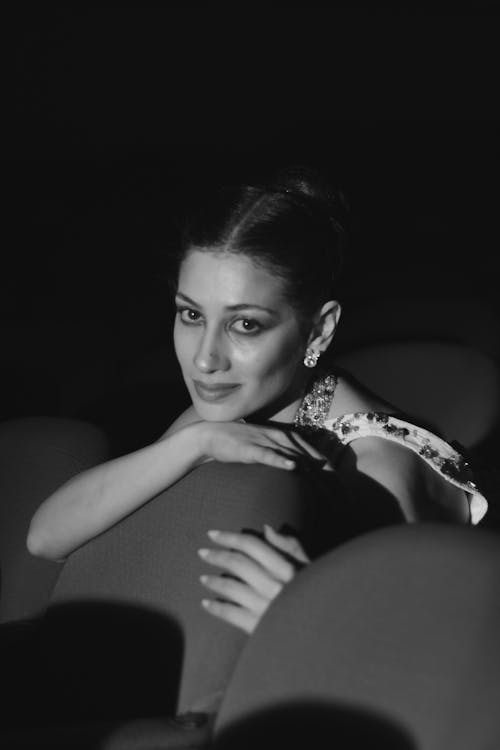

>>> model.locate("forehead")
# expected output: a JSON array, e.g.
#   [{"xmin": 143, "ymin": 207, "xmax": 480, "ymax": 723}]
[{"xmin": 177, "ymin": 250, "xmax": 288, "ymax": 306}]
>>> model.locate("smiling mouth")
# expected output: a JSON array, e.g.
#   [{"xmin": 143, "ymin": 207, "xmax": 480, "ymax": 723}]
[{"xmin": 193, "ymin": 380, "xmax": 242, "ymax": 403}]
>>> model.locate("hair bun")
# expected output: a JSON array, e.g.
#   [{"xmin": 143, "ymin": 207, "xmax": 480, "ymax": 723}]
[{"xmin": 269, "ymin": 164, "xmax": 349, "ymax": 251}]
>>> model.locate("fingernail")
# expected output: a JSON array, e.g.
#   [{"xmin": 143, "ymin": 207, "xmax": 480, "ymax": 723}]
[
  {"xmin": 201, "ymin": 599, "xmax": 212, "ymax": 609},
  {"xmin": 198, "ymin": 548, "xmax": 210, "ymax": 559},
  {"xmin": 284, "ymin": 459, "xmax": 295, "ymax": 469},
  {"xmin": 207, "ymin": 530, "xmax": 220, "ymax": 540},
  {"xmin": 200, "ymin": 575, "xmax": 209, "ymax": 584},
  {"xmin": 263, "ymin": 524, "xmax": 274, "ymax": 535}
]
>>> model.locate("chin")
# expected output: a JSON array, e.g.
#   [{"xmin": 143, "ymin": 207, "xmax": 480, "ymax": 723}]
[{"xmin": 192, "ymin": 399, "xmax": 244, "ymax": 423}]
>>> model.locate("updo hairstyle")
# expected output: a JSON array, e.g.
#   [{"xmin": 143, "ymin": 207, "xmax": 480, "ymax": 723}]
[{"xmin": 175, "ymin": 166, "xmax": 348, "ymax": 333}]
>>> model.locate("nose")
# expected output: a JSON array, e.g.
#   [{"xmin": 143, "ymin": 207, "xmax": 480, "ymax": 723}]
[{"xmin": 193, "ymin": 327, "xmax": 230, "ymax": 373}]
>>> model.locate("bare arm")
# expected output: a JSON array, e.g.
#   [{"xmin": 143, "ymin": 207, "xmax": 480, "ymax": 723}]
[
  {"xmin": 27, "ymin": 413, "xmax": 308, "ymax": 562},
  {"xmin": 336, "ymin": 437, "xmax": 471, "ymax": 523},
  {"xmin": 27, "ymin": 422, "xmax": 205, "ymax": 561}
]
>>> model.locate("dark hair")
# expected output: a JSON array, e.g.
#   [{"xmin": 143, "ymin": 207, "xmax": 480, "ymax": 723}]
[{"xmin": 174, "ymin": 166, "xmax": 348, "ymax": 330}]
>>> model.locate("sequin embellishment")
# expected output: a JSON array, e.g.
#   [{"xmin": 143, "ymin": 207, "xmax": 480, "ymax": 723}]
[
  {"xmin": 292, "ymin": 369, "xmax": 488, "ymax": 525},
  {"xmin": 294, "ymin": 372, "xmax": 338, "ymax": 431},
  {"xmin": 324, "ymin": 411, "xmax": 488, "ymax": 524}
]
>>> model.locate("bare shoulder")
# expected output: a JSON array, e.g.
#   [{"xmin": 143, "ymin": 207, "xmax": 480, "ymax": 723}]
[
  {"xmin": 338, "ymin": 434, "xmax": 469, "ymax": 523},
  {"xmin": 347, "ymin": 435, "xmax": 423, "ymax": 485},
  {"xmin": 328, "ymin": 371, "xmax": 396, "ymax": 420},
  {"xmin": 157, "ymin": 404, "xmax": 201, "ymax": 441},
  {"xmin": 329, "ymin": 371, "xmax": 469, "ymax": 522}
]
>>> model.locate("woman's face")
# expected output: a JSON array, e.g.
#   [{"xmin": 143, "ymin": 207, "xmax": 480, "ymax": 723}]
[{"xmin": 174, "ymin": 249, "xmax": 308, "ymax": 422}]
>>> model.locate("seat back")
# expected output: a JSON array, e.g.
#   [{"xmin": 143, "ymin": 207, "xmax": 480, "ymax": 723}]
[
  {"xmin": 215, "ymin": 524, "xmax": 500, "ymax": 750},
  {"xmin": 45, "ymin": 462, "xmax": 325, "ymax": 720},
  {"xmin": 335, "ymin": 340, "xmax": 500, "ymax": 448},
  {"xmin": 0, "ymin": 417, "xmax": 110, "ymax": 623}
]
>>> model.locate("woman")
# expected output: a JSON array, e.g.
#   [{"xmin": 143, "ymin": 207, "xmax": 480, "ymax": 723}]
[{"xmin": 27, "ymin": 166, "xmax": 488, "ymax": 644}]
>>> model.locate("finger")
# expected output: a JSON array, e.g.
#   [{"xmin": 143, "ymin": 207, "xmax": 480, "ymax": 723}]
[
  {"xmin": 201, "ymin": 599, "xmax": 258, "ymax": 634},
  {"xmin": 243, "ymin": 444, "xmax": 296, "ymax": 471},
  {"xmin": 200, "ymin": 574, "xmax": 270, "ymax": 615},
  {"xmin": 263, "ymin": 524, "xmax": 310, "ymax": 565},
  {"xmin": 265, "ymin": 430, "xmax": 318, "ymax": 459},
  {"xmin": 287, "ymin": 433, "xmax": 335, "ymax": 471},
  {"xmin": 198, "ymin": 548, "xmax": 283, "ymax": 599},
  {"xmin": 266, "ymin": 430, "xmax": 333, "ymax": 470},
  {"xmin": 206, "ymin": 530, "xmax": 296, "ymax": 583},
  {"xmin": 264, "ymin": 428, "xmax": 322, "ymax": 458}
]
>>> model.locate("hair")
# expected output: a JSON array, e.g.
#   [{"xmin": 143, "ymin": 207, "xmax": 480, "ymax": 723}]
[{"xmin": 172, "ymin": 166, "xmax": 349, "ymax": 332}]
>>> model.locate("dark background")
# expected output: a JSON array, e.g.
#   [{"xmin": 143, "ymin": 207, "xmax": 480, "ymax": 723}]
[{"xmin": 2, "ymin": 8, "xmax": 500, "ymax": 451}]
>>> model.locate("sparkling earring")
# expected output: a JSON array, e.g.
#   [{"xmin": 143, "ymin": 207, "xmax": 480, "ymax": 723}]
[{"xmin": 303, "ymin": 348, "xmax": 320, "ymax": 368}]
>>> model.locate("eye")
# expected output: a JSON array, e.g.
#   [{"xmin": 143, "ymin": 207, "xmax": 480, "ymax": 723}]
[
  {"xmin": 177, "ymin": 307, "xmax": 202, "ymax": 324},
  {"xmin": 232, "ymin": 318, "xmax": 263, "ymax": 335}
]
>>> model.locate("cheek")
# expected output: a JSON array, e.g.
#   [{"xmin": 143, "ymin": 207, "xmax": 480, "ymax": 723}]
[
  {"xmin": 173, "ymin": 319, "xmax": 192, "ymax": 367},
  {"xmin": 238, "ymin": 332, "xmax": 303, "ymax": 382},
  {"xmin": 173, "ymin": 320, "xmax": 181, "ymax": 359}
]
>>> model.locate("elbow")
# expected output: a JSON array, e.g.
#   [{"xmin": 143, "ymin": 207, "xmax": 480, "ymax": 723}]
[
  {"xmin": 26, "ymin": 521, "xmax": 65, "ymax": 562},
  {"xmin": 26, "ymin": 523, "xmax": 49, "ymax": 559}
]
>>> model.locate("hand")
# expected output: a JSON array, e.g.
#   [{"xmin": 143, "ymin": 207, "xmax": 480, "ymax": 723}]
[
  {"xmin": 198, "ymin": 524, "xmax": 310, "ymax": 634},
  {"xmin": 195, "ymin": 420, "xmax": 333, "ymax": 473}
]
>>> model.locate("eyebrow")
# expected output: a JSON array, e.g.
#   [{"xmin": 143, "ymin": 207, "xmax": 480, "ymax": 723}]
[{"xmin": 175, "ymin": 292, "xmax": 278, "ymax": 315}]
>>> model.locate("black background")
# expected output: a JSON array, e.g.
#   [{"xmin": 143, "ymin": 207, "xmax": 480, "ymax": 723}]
[{"xmin": 2, "ymin": 8, "xmax": 500, "ymax": 439}]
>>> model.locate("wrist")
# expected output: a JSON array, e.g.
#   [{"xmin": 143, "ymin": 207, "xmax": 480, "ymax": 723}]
[{"xmin": 182, "ymin": 420, "xmax": 211, "ymax": 467}]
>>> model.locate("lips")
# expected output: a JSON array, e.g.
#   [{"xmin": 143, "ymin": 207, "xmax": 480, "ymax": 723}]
[{"xmin": 192, "ymin": 380, "xmax": 241, "ymax": 403}]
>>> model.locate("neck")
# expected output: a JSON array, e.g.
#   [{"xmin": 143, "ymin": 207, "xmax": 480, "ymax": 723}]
[{"xmin": 248, "ymin": 367, "xmax": 315, "ymax": 425}]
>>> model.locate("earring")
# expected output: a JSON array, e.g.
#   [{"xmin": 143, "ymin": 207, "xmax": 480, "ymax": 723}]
[{"xmin": 303, "ymin": 348, "xmax": 320, "ymax": 368}]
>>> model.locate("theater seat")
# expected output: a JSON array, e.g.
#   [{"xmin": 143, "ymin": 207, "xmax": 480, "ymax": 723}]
[
  {"xmin": 0, "ymin": 417, "xmax": 110, "ymax": 623},
  {"xmin": 334, "ymin": 340, "xmax": 500, "ymax": 449},
  {"xmin": 214, "ymin": 523, "xmax": 500, "ymax": 750},
  {"xmin": 1, "ymin": 334, "xmax": 499, "ymax": 747}
]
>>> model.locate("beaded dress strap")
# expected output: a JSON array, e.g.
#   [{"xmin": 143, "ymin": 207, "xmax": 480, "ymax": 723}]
[
  {"xmin": 324, "ymin": 412, "xmax": 488, "ymax": 525},
  {"xmin": 292, "ymin": 368, "xmax": 488, "ymax": 525}
]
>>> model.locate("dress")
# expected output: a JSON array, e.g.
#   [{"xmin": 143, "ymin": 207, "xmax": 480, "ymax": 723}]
[{"xmin": 293, "ymin": 368, "xmax": 488, "ymax": 525}]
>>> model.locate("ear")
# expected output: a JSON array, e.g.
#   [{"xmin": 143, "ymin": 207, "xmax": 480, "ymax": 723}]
[{"xmin": 307, "ymin": 300, "xmax": 341, "ymax": 354}]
